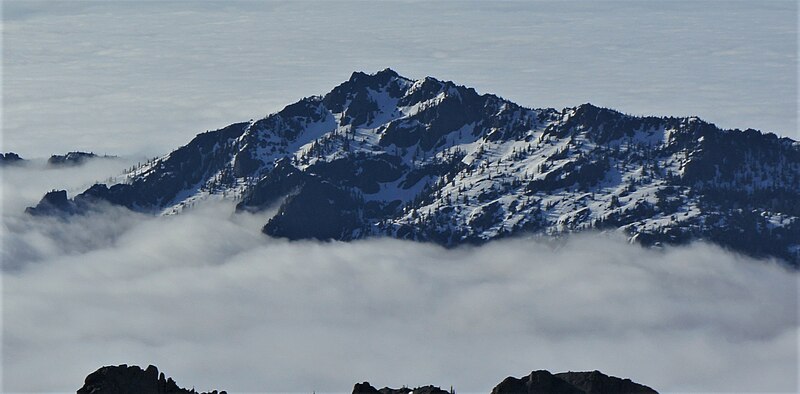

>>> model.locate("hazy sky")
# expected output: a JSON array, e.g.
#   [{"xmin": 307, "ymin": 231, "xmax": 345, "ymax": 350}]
[{"xmin": 2, "ymin": 1, "xmax": 797, "ymax": 158}]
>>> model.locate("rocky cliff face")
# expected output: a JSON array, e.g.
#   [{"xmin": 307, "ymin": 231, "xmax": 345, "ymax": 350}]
[{"xmin": 29, "ymin": 69, "xmax": 800, "ymax": 265}]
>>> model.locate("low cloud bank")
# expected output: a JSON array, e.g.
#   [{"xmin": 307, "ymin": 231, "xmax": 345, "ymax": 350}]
[
  {"xmin": 2, "ymin": 165, "xmax": 798, "ymax": 393},
  {"xmin": 0, "ymin": 157, "xmax": 140, "ymax": 215}
]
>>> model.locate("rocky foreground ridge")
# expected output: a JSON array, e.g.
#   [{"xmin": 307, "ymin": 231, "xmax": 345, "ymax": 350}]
[
  {"xmin": 78, "ymin": 364, "xmax": 657, "ymax": 394},
  {"xmin": 78, "ymin": 365, "xmax": 225, "ymax": 394},
  {"xmin": 27, "ymin": 69, "xmax": 800, "ymax": 265}
]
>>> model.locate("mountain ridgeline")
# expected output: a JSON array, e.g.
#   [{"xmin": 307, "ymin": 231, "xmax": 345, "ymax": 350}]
[
  {"xmin": 28, "ymin": 69, "xmax": 800, "ymax": 265},
  {"xmin": 78, "ymin": 364, "xmax": 657, "ymax": 394}
]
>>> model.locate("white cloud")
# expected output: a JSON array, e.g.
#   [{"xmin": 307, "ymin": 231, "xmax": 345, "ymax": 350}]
[
  {"xmin": 0, "ymin": 157, "xmax": 140, "ymax": 215},
  {"xmin": 1, "ymin": 164, "xmax": 797, "ymax": 393},
  {"xmin": 2, "ymin": 1, "xmax": 796, "ymax": 158}
]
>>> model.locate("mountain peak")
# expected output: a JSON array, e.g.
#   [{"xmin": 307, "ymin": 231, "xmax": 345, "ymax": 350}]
[
  {"xmin": 78, "ymin": 364, "xmax": 226, "ymax": 394},
  {"xmin": 376, "ymin": 67, "xmax": 400, "ymax": 78},
  {"xmin": 347, "ymin": 68, "xmax": 404, "ymax": 84},
  {"xmin": 347, "ymin": 70, "xmax": 369, "ymax": 82},
  {"xmin": 28, "ymin": 71, "xmax": 800, "ymax": 266}
]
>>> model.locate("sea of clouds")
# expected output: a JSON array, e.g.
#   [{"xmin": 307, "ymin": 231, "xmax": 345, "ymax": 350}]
[
  {"xmin": 2, "ymin": 2, "xmax": 798, "ymax": 392},
  {"xmin": 3, "ymin": 1, "xmax": 797, "ymax": 159},
  {"xmin": 1, "ymin": 160, "xmax": 797, "ymax": 393}
]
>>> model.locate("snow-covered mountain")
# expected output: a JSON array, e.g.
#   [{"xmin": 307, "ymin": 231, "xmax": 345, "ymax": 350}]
[{"xmin": 28, "ymin": 69, "xmax": 800, "ymax": 265}]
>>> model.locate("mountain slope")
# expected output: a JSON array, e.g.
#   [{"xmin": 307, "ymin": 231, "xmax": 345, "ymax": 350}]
[{"xmin": 30, "ymin": 69, "xmax": 800, "ymax": 265}]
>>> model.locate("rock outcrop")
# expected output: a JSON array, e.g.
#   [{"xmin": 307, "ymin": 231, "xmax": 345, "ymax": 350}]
[
  {"xmin": 48, "ymin": 151, "xmax": 115, "ymax": 166},
  {"xmin": 0, "ymin": 152, "xmax": 25, "ymax": 166},
  {"xmin": 491, "ymin": 370, "xmax": 657, "ymax": 394},
  {"xmin": 78, "ymin": 365, "xmax": 655, "ymax": 394},
  {"xmin": 353, "ymin": 382, "xmax": 451, "ymax": 394},
  {"xmin": 1, "ymin": 151, "xmax": 24, "ymax": 165},
  {"xmin": 77, "ymin": 364, "xmax": 225, "ymax": 394}
]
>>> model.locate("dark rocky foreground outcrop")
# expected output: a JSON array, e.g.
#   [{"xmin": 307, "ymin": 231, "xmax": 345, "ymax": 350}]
[
  {"xmin": 77, "ymin": 364, "xmax": 226, "ymax": 394},
  {"xmin": 79, "ymin": 365, "xmax": 656, "ymax": 394},
  {"xmin": 491, "ymin": 370, "xmax": 657, "ymax": 394},
  {"xmin": 353, "ymin": 382, "xmax": 451, "ymax": 394}
]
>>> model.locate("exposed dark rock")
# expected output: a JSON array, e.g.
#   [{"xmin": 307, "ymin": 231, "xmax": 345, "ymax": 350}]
[
  {"xmin": 78, "ymin": 365, "xmax": 654, "ymax": 394},
  {"xmin": 24, "ymin": 185, "xmax": 131, "ymax": 216},
  {"xmin": 77, "ymin": 364, "xmax": 225, "ymax": 394},
  {"xmin": 262, "ymin": 176, "xmax": 363, "ymax": 241},
  {"xmin": 25, "ymin": 190, "xmax": 75, "ymax": 216},
  {"xmin": 48, "ymin": 151, "xmax": 116, "ymax": 166},
  {"xmin": 353, "ymin": 382, "xmax": 383, "ymax": 394},
  {"xmin": 492, "ymin": 370, "xmax": 657, "ymax": 394},
  {"xmin": 1, "ymin": 152, "xmax": 24, "ymax": 165},
  {"xmin": 555, "ymin": 371, "xmax": 657, "ymax": 394},
  {"xmin": 352, "ymin": 382, "xmax": 451, "ymax": 394},
  {"xmin": 491, "ymin": 370, "xmax": 584, "ymax": 394},
  {"xmin": 236, "ymin": 158, "xmax": 307, "ymax": 212}
]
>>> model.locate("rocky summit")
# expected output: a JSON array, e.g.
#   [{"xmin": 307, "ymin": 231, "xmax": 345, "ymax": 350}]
[
  {"xmin": 28, "ymin": 69, "xmax": 800, "ymax": 265},
  {"xmin": 77, "ymin": 364, "xmax": 225, "ymax": 394},
  {"xmin": 491, "ymin": 370, "xmax": 657, "ymax": 394},
  {"xmin": 353, "ymin": 382, "xmax": 452, "ymax": 394},
  {"xmin": 48, "ymin": 151, "xmax": 115, "ymax": 166}
]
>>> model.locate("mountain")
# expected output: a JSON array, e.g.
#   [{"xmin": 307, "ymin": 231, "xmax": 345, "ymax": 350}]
[
  {"xmin": 79, "ymin": 365, "xmax": 655, "ymax": 394},
  {"xmin": 28, "ymin": 69, "xmax": 800, "ymax": 265}
]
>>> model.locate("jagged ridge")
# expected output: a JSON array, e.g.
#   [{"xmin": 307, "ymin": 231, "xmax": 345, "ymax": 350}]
[
  {"xmin": 48, "ymin": 151, "xmax": 116, "ymax": 166},
  {"xmin": 78, "ymin": 364, "xmax": 225, "ymax": 394},
  {"xmin": 78, "ymin": 365, "xmax": 656, "ymax": 394},
  {"xmin": 29, "ymin": 69, "xmax": 800, "ymax": 265},
  {"xmin": 491, "ymin": 370, "xmax": 657, "ymax": 394}
]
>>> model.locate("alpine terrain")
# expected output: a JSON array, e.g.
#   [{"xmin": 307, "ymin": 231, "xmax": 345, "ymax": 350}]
[{"xmin": 28, "ymin": 69, "xmax": 800, "ymax": 265}]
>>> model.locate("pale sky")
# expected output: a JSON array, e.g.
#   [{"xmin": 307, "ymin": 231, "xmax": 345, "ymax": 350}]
[{"xmin": 2, "ymin": 1, "xmax": 797, "ymax": 158}]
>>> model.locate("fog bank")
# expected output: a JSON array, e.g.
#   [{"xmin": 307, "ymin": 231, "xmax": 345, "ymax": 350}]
[
  {"xmin": 1, "ymin": 164, "xmax": 798, "ymax": 393},
  {"xmin": 3, "ymin": 1, "xmax": 796, "ymax": 158}
]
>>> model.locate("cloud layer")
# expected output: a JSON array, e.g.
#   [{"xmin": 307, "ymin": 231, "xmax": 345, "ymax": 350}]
[
  {"xmin": 3, "ymin": 1, "xmax": 796, "ymax": 158},
  {"xmin": 2, "ymin": 164, "xmax": 798, "ymax": 393}
]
